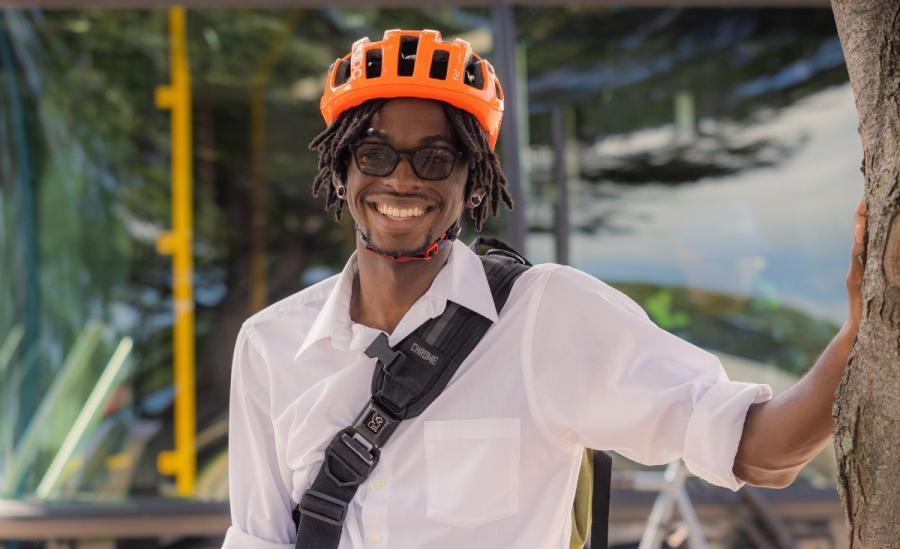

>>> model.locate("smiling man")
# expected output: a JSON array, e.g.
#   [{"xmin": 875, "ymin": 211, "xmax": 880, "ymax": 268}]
[
  {"xmin": 223, "ymin": 29, "xmax": 865, "ymax": 549},
  {"xmin": 325, "ymin": 97, "xmax": 498, "ymax": 335}
]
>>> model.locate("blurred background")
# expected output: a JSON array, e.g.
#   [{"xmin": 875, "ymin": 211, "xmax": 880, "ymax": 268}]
[{"xmin": 0, "ymin": 2, "xmax": 858, "ymax": 548}]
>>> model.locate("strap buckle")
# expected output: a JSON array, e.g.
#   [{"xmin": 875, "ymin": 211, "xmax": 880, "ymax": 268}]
[
  {"xmin": 324, "ymin": 429, "xmax": 379, "ymax": 487},
  {"xmin": 297, "ymin": 489, "xmax": 348, "ymax": 527},
  {"xmin": 365, "ymin": 334, "xmax": 435, "ymax": 397},
  {"xmin": 365, "ymin": 333, "xmax": 406, "ymax": 372},
  {"xmin": 352, "ymin": 399, "xmax": 400, "ymax": 448}
]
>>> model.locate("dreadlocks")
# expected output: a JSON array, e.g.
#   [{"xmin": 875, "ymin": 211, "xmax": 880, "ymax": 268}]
[{"xmin": 308, "ymin": 99, "xmax": 514, "ymax": 232}]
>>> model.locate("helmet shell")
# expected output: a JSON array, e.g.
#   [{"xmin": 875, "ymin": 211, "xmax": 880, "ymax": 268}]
[{"xmin": 320, "ymin": 29, "xmax": 505, "ymax": 150}]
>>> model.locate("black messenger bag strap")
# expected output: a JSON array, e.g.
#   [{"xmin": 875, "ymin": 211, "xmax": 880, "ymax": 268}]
[
  {"xmin": 292, "ymin": 253, "xmax": 529, "ymax": 549},
  {"xmin": 591, "ymin": 450, "xmax": 612, "ymax": 549}
]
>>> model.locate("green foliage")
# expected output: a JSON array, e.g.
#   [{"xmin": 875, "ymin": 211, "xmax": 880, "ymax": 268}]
[
  {"xmin": 620, "ymin": 281, "xmax": 838, "ymax": 376},
  {"xmin": 643, "ymin": 289, "xmax": 690, "ymax": 330}
]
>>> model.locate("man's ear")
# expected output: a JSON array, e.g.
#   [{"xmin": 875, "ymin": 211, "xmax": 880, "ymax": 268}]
[
  {"xmin": 332, "ymin": 173, "xmax": 347, "ymax": 199},
  {"xmin": 467, "ymin": 183, "xmax": 486, "ymax": 208}
]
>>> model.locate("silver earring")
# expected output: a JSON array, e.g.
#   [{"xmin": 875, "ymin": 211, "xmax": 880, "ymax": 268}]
[
  {"xmin": 468, "ymin": 193, "xmax": 483, "ymax": 208},
  {"xmin": 335, "ymin": 183, "xmax": 347, "ymax": 199}
]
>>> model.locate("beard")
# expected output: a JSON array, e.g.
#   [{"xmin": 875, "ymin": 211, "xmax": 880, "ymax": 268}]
[{"xmin": 358, "ymin": 226, "xmax": 438, "ymax": 258}]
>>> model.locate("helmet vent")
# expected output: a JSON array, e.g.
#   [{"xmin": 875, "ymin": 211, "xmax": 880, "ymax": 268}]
[
  {"xmin": 429, "ymin": 49, "xmax": 449, "ymax": 80},
  {"xmin": 398, "ymin": 35, "xmax": 419, "ymax": 77},
  {"xmin": 464, "ymin": 58, "xmax": 485, "ymax": 90},
  {"xmin": 365, "ymin": 49, "xmax": 383, "ymax": 79},
  {"xmin": 495, "ymin": 81, "xmax": 504, "ymax": 100},
  {"xmin": 333, "ymin": 57, "xmax": 351, "ymax": 87}
]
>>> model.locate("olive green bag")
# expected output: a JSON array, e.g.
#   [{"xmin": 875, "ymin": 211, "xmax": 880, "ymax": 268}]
[
  {"xmin": 571, "ymin": 449, "xmax": 594, "ymax": 549},
  {"xmin": 571, "ymin": 449, "xmax": 612, "ymax": 549}
]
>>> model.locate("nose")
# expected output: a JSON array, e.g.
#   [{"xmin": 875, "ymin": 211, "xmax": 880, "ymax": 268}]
[{"xmin": 382, "ymin": 155, "xmax": 424, "ymax": 192}]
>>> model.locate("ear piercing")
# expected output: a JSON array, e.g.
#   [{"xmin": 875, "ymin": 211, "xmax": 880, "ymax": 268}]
[
  {"xmin": 468, "ymin": 193, "xmax": 483, "ymax": 208},
  {"xmin": 335, "ymin": 183, "xmax": 347, "ymax": 199}
]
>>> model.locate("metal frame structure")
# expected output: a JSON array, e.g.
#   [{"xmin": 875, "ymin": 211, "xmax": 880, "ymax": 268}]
[
  {"xmin": 635, "ymin": 462, "xmax": 709, "ymax": 549},
  {"xmin": 0, "ymin": 498, "xmax": 230, "ymax": 540}
]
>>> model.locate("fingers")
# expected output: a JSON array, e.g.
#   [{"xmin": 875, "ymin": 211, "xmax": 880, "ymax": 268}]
[
  {"xmin": 849, "ymin": 198, "xmax": 866, "ymax": 274},
  {"xmin": 846, "ymin": 198, "xmax": 865, "ymax": 328},
  {"xmin": 852, "ymin": 197, "xmax": 866, "ymax": 263},
  {"xmin": 854, "ymin": 198, "xmax": 866, "ymax": 245}
]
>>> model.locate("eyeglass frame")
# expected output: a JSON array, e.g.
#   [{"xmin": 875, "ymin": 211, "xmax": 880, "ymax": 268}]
[{"xmin": 348, "ymin": 141, "xmax": 465, "ymax": 181}]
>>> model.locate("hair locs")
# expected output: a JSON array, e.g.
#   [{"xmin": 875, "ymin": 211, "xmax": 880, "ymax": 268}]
[{"xmin": 308, "ymin": 99, "xmax": 513, "ymax": 232}]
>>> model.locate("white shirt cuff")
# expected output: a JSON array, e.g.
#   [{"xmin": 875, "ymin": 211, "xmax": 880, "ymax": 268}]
[
  {"xmin": 222, "ymin": 526, "xmax": 294, "ymax": 549},
  {"xmin": 682, "ymin": 380, "xmax": 773, "ymax": 491}
]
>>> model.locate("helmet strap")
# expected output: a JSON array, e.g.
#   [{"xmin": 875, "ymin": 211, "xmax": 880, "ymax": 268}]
[{"xmin": 356, "ymin": 221, "xmax": 461, "ymax": 263}]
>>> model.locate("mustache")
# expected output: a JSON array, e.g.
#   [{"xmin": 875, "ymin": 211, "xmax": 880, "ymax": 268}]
[{"xmin": 364, "ymin": 190, "xmax": 434, "ymax": 201}]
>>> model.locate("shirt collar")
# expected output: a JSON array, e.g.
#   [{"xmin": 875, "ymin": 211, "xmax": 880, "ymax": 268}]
[{"xmin": 294, "ymin": 239, "xmax": 498, "ymax": 360}]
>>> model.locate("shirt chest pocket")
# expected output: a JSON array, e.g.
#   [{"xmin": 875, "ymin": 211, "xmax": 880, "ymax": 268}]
[{"xmin": 423, "ymin": 418, "xmax": 520, "ymax": 527}]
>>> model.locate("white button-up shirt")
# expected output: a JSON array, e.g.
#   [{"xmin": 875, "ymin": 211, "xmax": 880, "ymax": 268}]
[{"xmin": 223, "ymin": 239, "xmax": 772, "ymax": 549}]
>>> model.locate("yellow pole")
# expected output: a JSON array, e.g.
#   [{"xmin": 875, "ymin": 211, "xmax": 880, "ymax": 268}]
[{"xmin": 154, "ymin": 6, "xmax": 196, "ymax": 497}]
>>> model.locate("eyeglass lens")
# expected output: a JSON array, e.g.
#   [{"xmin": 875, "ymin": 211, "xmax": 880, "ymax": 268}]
[{"xmin": 354, "ymin": 142, "xmax": 458, "ymax": 181}]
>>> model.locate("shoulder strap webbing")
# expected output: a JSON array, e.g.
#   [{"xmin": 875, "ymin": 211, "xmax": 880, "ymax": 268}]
[
  {"xmin": 591, "ymin": 450, "xmax": 612, "ymax": 549},
  {"xmin": 292, "ymin": 253, "xmax": 528, "ymax": 549}
]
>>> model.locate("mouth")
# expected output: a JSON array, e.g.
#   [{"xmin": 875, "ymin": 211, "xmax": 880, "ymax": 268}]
[{"xmin": 366, "ymin": 199, "xmax": 436, "ymax": 224}]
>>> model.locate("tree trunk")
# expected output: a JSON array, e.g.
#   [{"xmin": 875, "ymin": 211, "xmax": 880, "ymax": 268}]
[{"xmin": 830, "ymin": 1, "xmax": 900, "ymax": 547}]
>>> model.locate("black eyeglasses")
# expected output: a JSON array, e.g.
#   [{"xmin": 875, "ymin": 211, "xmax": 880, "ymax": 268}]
[{"xmin": 350, "ymin": 141, "xmax": 463, "ymax": 181}]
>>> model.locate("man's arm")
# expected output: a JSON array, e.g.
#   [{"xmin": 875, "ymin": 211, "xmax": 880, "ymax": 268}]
[
  {"xmin": 733, "ymin": 200, "xmax": 866, "ymax": 488},
  {"xmin": 224, "ymin": 325, "xmax": 296, "ymax": 547}
]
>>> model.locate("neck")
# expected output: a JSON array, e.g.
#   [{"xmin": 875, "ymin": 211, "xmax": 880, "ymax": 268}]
[{"xmin": 350, "ymin": 239, "xmax": 452, "ymax": 334}]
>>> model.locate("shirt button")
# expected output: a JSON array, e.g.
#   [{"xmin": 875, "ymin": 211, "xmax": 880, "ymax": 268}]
[
  {"xmin": 370, "ymin": 533, "xmax": 383, "ymax": 544},
  {"xmin": 374, "ymin": 479, "xmax": 387, "ymax": 490}
]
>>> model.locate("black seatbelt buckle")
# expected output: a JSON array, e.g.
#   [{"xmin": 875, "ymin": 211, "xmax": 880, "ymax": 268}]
[
  {"xmin": 297, "ymin": 489, "xmax": 348, "ymax": 526},
  {"xmin": 352, "ymin": 399, "xmax": 401, "ymax": 448},
  {"xmin": 325, "ymin": 429, "xmax": 380, "ymax": 487},
  {"xmin": 365, "ymin": 332, "xmax": 406, "ymax": 370}
]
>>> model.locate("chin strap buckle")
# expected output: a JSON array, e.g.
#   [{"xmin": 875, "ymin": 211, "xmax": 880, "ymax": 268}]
[
  {"xmin": 359, "ymin": 222, "xmax": 461, "ymax": 263},
  {"xmin": 366, "ymin": 232, "xmax": 446, "ymax": 263},
  {"xmin": 422, "ymin": 240, "xmax": 441, "ymax": 260}
]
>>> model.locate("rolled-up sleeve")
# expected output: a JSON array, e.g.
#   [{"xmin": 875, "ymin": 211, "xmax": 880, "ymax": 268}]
[
  {"xmin": 223, "ymin": 324, "xmax": 296, "ymax": 548},
  {"xmin": 525, "ymin": 266, "xmax": 772, "ymax": 491}
]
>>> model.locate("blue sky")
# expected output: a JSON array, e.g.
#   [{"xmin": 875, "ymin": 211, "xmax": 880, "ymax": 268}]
[{"xmin": 527, "ymin": 84, "xmax": 863, "ymax": 324}]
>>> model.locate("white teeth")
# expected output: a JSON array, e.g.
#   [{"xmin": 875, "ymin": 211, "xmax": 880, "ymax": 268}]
[{"xmin": 375, "ymin": 203, "xmax": 426, "ymax": 218}]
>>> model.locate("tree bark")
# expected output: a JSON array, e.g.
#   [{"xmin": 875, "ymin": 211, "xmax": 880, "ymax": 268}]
[{"xmin": 830, "ymin": 1, "xmax": 900, "ymax": 546}]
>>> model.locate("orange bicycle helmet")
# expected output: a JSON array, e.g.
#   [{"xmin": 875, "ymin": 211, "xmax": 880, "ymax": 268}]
[{"xmin": 320, "ymin": 29, "xmax": 505, "ymax": 150}]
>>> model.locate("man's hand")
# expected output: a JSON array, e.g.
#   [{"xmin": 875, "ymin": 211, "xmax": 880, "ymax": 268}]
[{"xmin": 733, "ymin": 198, "xmax": 867, "ymax": 488}]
